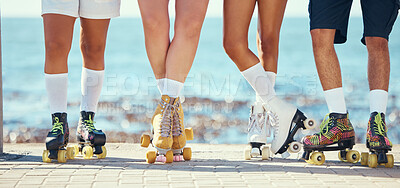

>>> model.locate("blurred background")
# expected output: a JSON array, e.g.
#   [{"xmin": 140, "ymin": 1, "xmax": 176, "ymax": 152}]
[{"xmin": 1, "ymin": 0, "xmax": 400, "ymax": 144}]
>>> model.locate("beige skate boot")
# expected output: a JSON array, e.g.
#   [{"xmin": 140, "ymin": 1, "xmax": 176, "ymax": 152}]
[{"xmin": 171, "ymin": 97, "xmax": 194, "ymax": 161}]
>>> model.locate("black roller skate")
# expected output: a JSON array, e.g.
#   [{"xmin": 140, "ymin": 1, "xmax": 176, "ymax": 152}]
[
  {"xmin": 74, "ymin": 111, "xmax": 107, "ymax": 159},
  {"xmin": 43, "ymin": 113, "xmax": 75, "ymax": 163},
  {"xmin": 361, "ymin": 112, "xmax": 394, "ymax": 168}
]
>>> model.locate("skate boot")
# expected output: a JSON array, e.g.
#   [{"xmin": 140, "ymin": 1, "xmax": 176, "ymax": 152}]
[
  {"xmin": 361, "ymin": 112, "xmax": 394, "ymax": 168},
  {"xmin": 301, "ymin": 113, "xmax": 360, "ymax": 165},
  {"xmin": 140, "ymin": 95, "xmax": 175, "ymax": 163},
  {"xmin": 171, "ymin": 97, "xmax": 194, "ymax": 162},
  {"xmin": 244, "ymin": 103, "xmax": 270, "ymax": 160},
  {"xmin": 43, "ymin": 113, "xmax": 75, "ymax": 163},
  {"xmin": 267, "ymin": 96, "xmax": 316, "ymax": 158},
  {"xmin": 75, "ymin": 111, "xmax": 107, "ymax": 159}
]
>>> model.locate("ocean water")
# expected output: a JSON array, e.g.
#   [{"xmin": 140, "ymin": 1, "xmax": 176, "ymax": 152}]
[{"xmin": 2, "ymin": 17, "xmax": 400, "ymax": 144}]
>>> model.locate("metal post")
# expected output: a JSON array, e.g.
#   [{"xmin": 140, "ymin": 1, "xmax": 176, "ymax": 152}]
[{"xmin": 0, "ymin": 8, "xmax": 3, "ymax": 154}]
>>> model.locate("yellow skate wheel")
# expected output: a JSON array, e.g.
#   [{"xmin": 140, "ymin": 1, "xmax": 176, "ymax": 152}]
[
  {"xmin": 311, "ymin": 152, "xmax": 325, "ymax": 165},
  {"xmin": 305, "ymin": 152, "xmax": 315, "ymax": 164},
  {"xmin": 146, "ymin": 150, "xmax": 157, "ymax": 163},
  {"xmin": 368, "ymin": 154, "xmax": 378, "ymax": 168},
  {"xmin": 185, "ymin": 128, "xmax": 194, "ymax": 141},
  {"xmin": 244, "ymin": 148, "xmax": 251, "ymax": 160},
  {"xmin": 66, "ymin": 147, "xmax": 75, "ymax": 160},
  {"xmin": 165, "ymin": 150, "xmax": 173, "ymax": 163},
  {"xmin": 140, "ymin": 134, "xmax": 151, "ymax": 148},
  {"xmin": 73, "ymin": 145, "xmax": 80, "ymax": 157},
  {"xmin": 96, "ymin": 146, "xmax": 107, "ymax": 159},
  {"xmin": 261, "ymin": 146, "xmax": 270, "ymax": 160},
  {"xmin": 338, "ymin": 151, "xmax": 347, "ymax": 162},
  {"xmin": 360, "ymin": 152, "xmax": 369, "ymax": 166},
  {"xmin": 82, "ymin": 146, "xmax": 94, "ymax": 159},
  {"xmin": 57, "ymin": 150, "xmax": 67, "ymax": 163},
  {"xmin": 346, "ymin": 150, "xmax": 360, "ymax": 163},
  {"xmin": 183, "ymin": 147, "xmax": 192, "ymax": 161},
  {"xmin": 42, "ymin": 150, "xmax": 52, "ymax": 163},
  {"xmin": 384, "ymin": 154, "xmax": 394, "ymax": 168}
]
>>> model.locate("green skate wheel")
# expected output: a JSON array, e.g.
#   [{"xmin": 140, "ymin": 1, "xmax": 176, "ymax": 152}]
[
  {"xmin": 360, "ymin": 152, "xmax": 368, "ymax": 166},
  {"xmin": 57, "ymin": 150, "xmax": 67, "ymax": 163},
  {"xmin": 183, "ymin": 147, "xmax": 192, "ymax": 161},
  {"xmin": 66, "ymin": 147, "xmax": 75, "ymax": 160},
  {"xmin": 82, "ymin": 146, "xmax": 93, "ymax": 159},
  {"xmin": 311, "ymin": 152, "xmax": 325, "ymax": 165},
  {"xmin": 96, "ymin": 146, "xmax": 107, "ymax": 159},
  {"xmin": 42, "ymin": 150, "xmax": 52, "ymax": 163},
  {"xmin": 346, "ymin": 150, "xmax": 360, "ymax": 163},
  {"xmin": 146, "ymin": 150, "xmax": 157, "ymax": 163},
  {"xmin": 384, "ymin": 154, "xmax": 394, "ymax": 168},
  {"xmin": 368, "ymin": 154, "xmax": 378, "ymax": 168}
]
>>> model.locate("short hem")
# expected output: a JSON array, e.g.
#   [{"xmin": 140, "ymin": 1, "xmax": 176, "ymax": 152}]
[
  {"xmin": 41, "ymin": 11, "xmax": 79, "ymax": 18},
  {"xmin": 310, "ymin": 25, "xmax": 347, "ymax": 44},
  {"xmin": 361, "ymin": 35, "xmax": 389, "ymax": 45},
  {"xmin": 80, "ymin": 13, "xmax": 120, "ymax": 19}
]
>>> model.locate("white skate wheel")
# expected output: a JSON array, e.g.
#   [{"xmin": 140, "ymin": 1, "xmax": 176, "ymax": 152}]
[
  {"xmin": 250, "ymin": 148, "xmax": 260, "ymax": 157},
  {"xmin": 244, "ymin": 149, "xmax": 251, "ymax": 160},
  {"xmin": 288, "ymin": 142, "xmax": 302, "ymax": 153},
  {"xmin": 281, "ymin": 151, "xmax": 290, "ymax": 159},
  {"xmin": 304, "ymin": 119, "xmax": 316, "ymax": 130},
  {"xmin": 261, "ymin": 146, "xmax": 270, "ymax": 160}
]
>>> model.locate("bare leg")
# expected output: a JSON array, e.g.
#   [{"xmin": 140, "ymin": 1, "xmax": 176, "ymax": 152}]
[
  {"xmin": 80, "ymin": 18, "xmax": 111, "ymax": 70},
  {"xmin": 256, "ymin": 0, "xmax": 287, "ymax": 73},
  {"xmin": 223, "ymin": 0, "xmax": 258, "ymax": 71},
  {"xmin": 138, "ymin": 0, "xmax": 170, "ymax": 79},
  {"xmin": 165, "ymin": 0, "xmax": 209, "ymax": 83},
  {"xmin": 366, "ymin": 37, "xmax": 390, "ymax": 91},
  {"xmin": 310, "ymin": 29, "xmax": 342, "ymax": 90},
  {"xmin": 43, "ymin": 14, "xmax": 76, "ymax": 74}
]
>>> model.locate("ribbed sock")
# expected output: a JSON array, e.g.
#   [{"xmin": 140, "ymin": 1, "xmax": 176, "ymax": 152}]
[
  {"xmin": 162, "ymin": 78, "xmax": 184, "ymax": 98},
  {"xmin": 80, "ymin": 68, "xmax": 105, "ymax": 113},
  {"xmin": 241, "ymin": 63, "xmax": 276, "ymax": 104},
  {"xmin": 370, "ymin": 89, "xmax": 388, "ymax": 114},
  {"xmin": 323, "ymin": 87, "xmax": 347, "ymax": 114},
  {"xmin": 45, "ymin": 73, "xmax": 68, "ymax": 114}
]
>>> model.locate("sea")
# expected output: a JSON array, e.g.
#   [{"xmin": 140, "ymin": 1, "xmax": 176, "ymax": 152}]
[{"xmin": 2, "ymin": 17, "xmax": 400, "ymax": 144}]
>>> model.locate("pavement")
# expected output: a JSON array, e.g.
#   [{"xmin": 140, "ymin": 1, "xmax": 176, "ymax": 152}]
[{"xmin": 0, "ymin": 143, "xmax": 399, "ymax": 188}]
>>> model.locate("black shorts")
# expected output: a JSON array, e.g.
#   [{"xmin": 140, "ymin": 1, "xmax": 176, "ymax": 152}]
[{"xmin": 309, "ymin": 0, "xmax": 400, "ymax": 45}]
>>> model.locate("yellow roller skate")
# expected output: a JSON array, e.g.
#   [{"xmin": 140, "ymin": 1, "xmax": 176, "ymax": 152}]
[
  {"xmin": 171, "ymin": 97, "xmax": 194, "ymax": 162},
  {"xmin": 141, "ymin": 95, "xmax": 175, "ymax": 163}
]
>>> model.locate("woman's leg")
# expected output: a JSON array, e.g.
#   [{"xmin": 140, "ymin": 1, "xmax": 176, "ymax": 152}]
[
  {"xmin": 43, "ymin": 14, "xmax": 75, "ymax": 114},
  {"xmin": 223, "ymin": 0, "xmax": 258, "ymax": 71},
  {"xmin": 79, "ymin": 18, "xmax": 110, "ymax": 114},
  {"xmin": 138, "ymin": 0, "xmax": 170, "ymax": 80},
  {"xmin": 165, "ymin": 0, "xmax": 209, "ymax": 83}
]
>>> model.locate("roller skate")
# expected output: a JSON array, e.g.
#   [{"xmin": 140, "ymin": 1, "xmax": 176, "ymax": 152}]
[
  {"xmin": 42, "ymin": 113, "xmax": 75, "ymax": 163},
  {"xmin": 361, "ymin": 112, "xmax": 394, "ymax": 168},
  {"xmin": 301, "ymin": 113, "xmax": 360, "ymax": 165},
  {"xmin": 140, "ymin": 95, "xmax": 175, "ymax": 164},
  {"xmin": 244, "ymin": 103, "xmax": 270, "ymax": 160},
  {"xmin": 171, "ymin": 97, "xmax": 194, "ymax": 162},
  {"xmin": 74, "ymin": 111, "xmax": 107, "ymax": 159},
  {"xmin": 266, "ymin": 96, "xmax": 316, "ymax": 158}
]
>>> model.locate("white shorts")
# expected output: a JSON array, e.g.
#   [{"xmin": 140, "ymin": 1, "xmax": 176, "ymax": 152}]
[{"xmin": 42, "ymin": 0, "xmax": 121, "ymax": 19}]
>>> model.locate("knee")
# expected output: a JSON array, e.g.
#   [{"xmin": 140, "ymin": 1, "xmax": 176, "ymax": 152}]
[
  {"xmin": 365, "ymin": 37, "xmax": 388, "ymax": 52},
  {"xmin": 310, "ymin": 29, "xmax": 335, "ymax": 50},
  {"xmin": 45, "ymin": 41, "xmax": 70, "ymax": 60},
  {"xmin": 80, "ymin": 41, "xmax": 106, "ymax": 62},
  {"xmin": 142, "ymin": 16, "xmax": 169, "ymax": 33},
  {"xmin": 223, "ymin": 37, "xmax": 247, "ymax": 59},
  {"xmin": 258, "ymin": 32, "xmax": 279, "ymax": 55},
  {"xmin": 175, "ymin": 20, "xmax": 203, "ymax": 40}
]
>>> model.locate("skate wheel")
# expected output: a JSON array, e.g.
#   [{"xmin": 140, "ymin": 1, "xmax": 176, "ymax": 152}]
[
  {"xmin": 311, "ymin": 152, "xmax": 325, "ymax": 165},
  {"xmin": 165, "ymin": 150, "xmax": 173, "ymax": 163},
  {"xmin": 261, "ymin": 146, "xmax": 270, "ymax": 160},
  {"xmin": 73, "ymin": 145, "xmax": 80, "ymax": 157},
  {"xmin": 57, "ymin": 150, "xmax": 67, "ymax": 163},
  {"xmin": 384, "ymin": 154, "xmax": 394, "ymax": 168},
  {"xmin": 66, "ymin": 147, "xmax": 75, "ymax": 160},
  {"xmin": 346, "ymin": 150, "xmax": 360, "ymax": 163},
  {"xmin": 244, "ymin": 148, "xmax": 251, "ymax": 160},
  {"xmin": 42, "ymin": 150, "xmax": 52, "ymax": 163},
  {"xmin": 140, "ymin": 134, "xmax": 151, "ymax": 148},
  {"xmin": 146, "ymin": 150, "xmax": 157, "ymax": 163},
  {"xmin": 368, "ymin": 154, "xmax": 378, "ymax": 168},
  {"xmin": 360, "ymin": 152, "xmax": 368, "ymax": 166},
  {"xmin": 288, "ymin": 142, "xmax": 301, "ymax": 153},
  {"xmin": 82, "ymin": 146, "xmax": 94, "ymax": 159},
  {"xmin": 183, "ymin": 147, "xmax": 192, "ymax": 161},
  {"xmin": 185, "ymin": 128, "xmax": 194, "ymax": 141},
  {"xmin": 96, "ymin": 146, "xmax": 107, "ymax": 159},
  {"xmin": 304, "ymin": 119, "xmax": 316, "ymax": 130},
  {"xmin": 338, "ymin": 151, "xmax": 347, "ymax": 162}
]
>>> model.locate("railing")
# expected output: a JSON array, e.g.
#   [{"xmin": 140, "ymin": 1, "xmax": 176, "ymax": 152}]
[{"xmin": 0, "ymin": 9, "xmax": 3, "ymax": 154}]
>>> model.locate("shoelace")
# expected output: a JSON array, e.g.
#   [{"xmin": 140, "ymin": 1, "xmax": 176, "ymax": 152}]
[
  {"xmin": 159, "ymin": 102, "xmax": 173, "ymax": 137},
  {"xmin": 51, "ymin": 117, "xmax": 64, "ymax": 134},
  {"xmin": 265, "ymin": 111, "xmax": 279, "ymax": 139},
  {"xmin": 83, "ymin": 114, "xmax": 96, "ymax": 132},
  {"xmin": 373, "ymin": 114, "xmax": 386, "ymax": 136},
  {"xmin": 172, "ymin": 106, "xmax": 183, "ymax": 137}
]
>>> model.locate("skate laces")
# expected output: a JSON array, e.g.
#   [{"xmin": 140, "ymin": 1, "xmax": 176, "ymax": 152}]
[
  {"xmin": 172, "ymin": 106, "xmax": 183, "ymax": 136},
  {"xmin": 83, "ymin": 115, "xmax": 96, "ymax": 132},
  {"xmin": 248, "ymin": 114, "xmax": 264, "ymax": 133},
  {"xmin": 318, "ymin": 114, "xmax": 336, "ymax": 138},
  {"xmin": 373, "ymin": 114, "xmax": 386, "ymax": 136},
  {"xmin": 159, "ymin": 102, "xmax": 173, "ymax": 137},
  {"xmin": 51, "ymin": 117, "xmax": 64, "ymax": 134}
]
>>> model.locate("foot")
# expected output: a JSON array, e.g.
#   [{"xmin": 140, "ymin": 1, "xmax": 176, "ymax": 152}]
[
  {"xmin": 45, "ymin": 113, "xmax": 69, "ymax": 158},
  {"xmin": 302, "ymin": 112, "xmax": 355, "ymax": 148},
  {"xmin": 151, "ymin": 95, "xmax": 174, "ymax": 152},
  {"xmin": 367, "ymin": 112, "xmax": 392, "ymax": 150},
  {"xmin": 77, "ymin": 111, "xmax": 106, "ymax": 154}
]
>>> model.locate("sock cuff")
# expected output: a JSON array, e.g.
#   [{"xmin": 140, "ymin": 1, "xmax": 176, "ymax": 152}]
[
  {"xmin": 370, "ymin": 89, "xmax": 388, "ymax": 95},
  {"xmin": 45, "ymin": 73, "xmax": 68, "ymax": 78},
  {"xmin": 82, "ymin": 67, "xmax": 105, "ymax": 74},
  {"xmin": 241, "ymin": 63, "xmax": 264, "ymax": 75}
]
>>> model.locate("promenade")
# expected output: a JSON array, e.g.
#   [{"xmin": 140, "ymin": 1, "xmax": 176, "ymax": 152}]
[{"xmin": 0, "ymin": 143, "xmax": 399, "ymax": 188}]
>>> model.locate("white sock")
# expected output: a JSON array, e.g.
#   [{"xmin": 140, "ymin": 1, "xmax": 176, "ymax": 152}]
[
  {"xmin": 45, "ymin": 73, "xmax": 68, "ymax": 114},
  {"xmin": 370, "ymin": 89, "xmax": 388, "ymax": 114},
  {"xmin": 324, "ymin": 88, "xmax": 347, "ymax": 114},
  {"xmin": 241, "ymin": 63, "xmax": 276, "ymax": 103},
  {"xmin": 156, "ymin": 78, "xmax": 166, "ymax": 94},
  {"xmin": 80, "ymin": 68, "xmax": 105, "ymax": 113},
  {"xmin": 256, "ymin": 71, "xmax": 276, "ymax": 103},
  {"xmin": 162, "ymin": 78, "xmax": 184, "ymax": 98}
]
